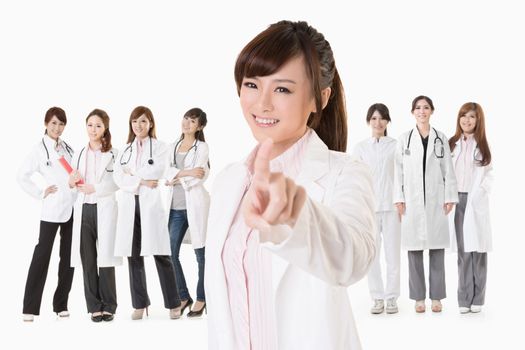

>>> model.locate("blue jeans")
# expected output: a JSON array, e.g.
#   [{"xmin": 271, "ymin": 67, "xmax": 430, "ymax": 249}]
[{"xmin": 168, "ymin": 209, "xmax": 205, "ymax": 302}]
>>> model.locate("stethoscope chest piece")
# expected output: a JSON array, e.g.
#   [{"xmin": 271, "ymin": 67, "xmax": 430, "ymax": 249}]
[{"xmin": 404, "ymin": 149, "xmax": 411, "ymax": 156}]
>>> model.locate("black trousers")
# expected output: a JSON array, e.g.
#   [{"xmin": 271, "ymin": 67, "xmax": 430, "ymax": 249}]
[
  {"xmin": 23, "ymin": 214, "xmax": 74, "ymax": 315},
  {"xmin": 80, "ymin": 203, "xmax": 117, "ymax": 314},
  {"xmin": 128, "ymin": 196, "xmax": 180, "ymax": 309}
]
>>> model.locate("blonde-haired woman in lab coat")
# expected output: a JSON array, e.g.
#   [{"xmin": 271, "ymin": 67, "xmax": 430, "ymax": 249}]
[
  {"xmin": 165, "ymin": 107, "xmax": 210, "ymax": 318},
  {"xmin": 448, "ymin": 102, "xmax": 493, "ymax": 314},
  {"xmin": 68, "ymin": 109, "xmax": 121, "ymax": 322},
  {"xmin": 17, "ymin": 107, "xmax": 75, "ymax": 322},
  {"xmin": 205, "ymin": 20, "xmax": 376, "ymax": 350},
  {"xmin": 393, "ymin": 95, "xmax": 458, "ymax": 313}
]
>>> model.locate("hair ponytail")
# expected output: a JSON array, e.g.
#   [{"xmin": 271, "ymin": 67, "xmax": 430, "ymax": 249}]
[{"xmin": 309, "ymin": 68, "xmax": 347, "ymax": 151}]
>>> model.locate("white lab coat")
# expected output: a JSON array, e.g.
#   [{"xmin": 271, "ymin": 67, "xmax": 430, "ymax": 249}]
[
  {"xmin": 113, "ymin": 137, "xmax": 171, "ymax": 257},
  {"xmin": 17, "ymin": 135, "xmax": 75, "ymax": 222},
  {"xmin": 448, "ymin": 139, "xmax": 493, "ymax": 252},
  {"xmin": 352, "ymin": 136, "xmax": 397, "ymax": 212},
  {"xmin": 70, "ymin": 146, "xmax": 122, "ymax": 267},
  {"xmin": 393, "ymin": 126, "xmax": 458, "ymax": 250},
  {"xmin": 164, "ymin": 140, "xmax": 210, "ymax": 249},
  {"xmin": 205, "ymin": 131, "xmax": 376, "ymax": 350}
]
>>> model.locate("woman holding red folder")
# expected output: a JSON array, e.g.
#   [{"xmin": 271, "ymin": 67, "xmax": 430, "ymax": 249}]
[{"xmin": 17, "ymin": 107, "xmax": 76, "ymax": 322}]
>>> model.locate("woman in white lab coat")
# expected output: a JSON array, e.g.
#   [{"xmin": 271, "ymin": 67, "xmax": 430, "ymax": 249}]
[
  {"xmin": 353, "ymin": 103, "xmax": 401, "ymax": 315},
  {"xmin": 393, "ymin": 95, "xmax": 458, "ymax": 313},
  {"xmin": 17, "ymin": 107, "xmax": 75, "ymax": 322},
  {"xmin": 165, "ymin": 107, "xmax": 210, "ymax": 317},
  {"xmin": 205, "ymin": 20, "xmax": 376, "ymax": 350},
  {"xmin": 113, "ymin": 106, "xmax": 181, "ymax": 320},
  {"xmin": 69, "ymin": 109, "xmax": 121, "ymax": 322},
  {"xmin": 447, "ymin": 102, "xmax": 493, "ymax": 314}
]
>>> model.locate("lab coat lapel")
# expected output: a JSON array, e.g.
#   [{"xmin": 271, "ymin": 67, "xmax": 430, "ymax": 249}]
[
  {"xmin": 451, "ymin": 138, "xmax": 461, "ymax": 168},
  {"xmin": 295, "ymin": 131, "xmax": 330, "ymax": 202},
  {"xmin": 425, "ymin": 126, "xmax": 436, "ymax": 168},
  {"xmin": 97, "ymin": 150, "xmax": 113, "ymax": 182},
  {"xmin": 211, "ymin": 163, "xmax": 250, "ymax": 251}
]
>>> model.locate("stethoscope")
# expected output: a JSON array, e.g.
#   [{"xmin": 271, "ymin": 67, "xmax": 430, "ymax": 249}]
[
  {"xmin": 76, "ymin": 147, "xmax": 115, "ymax": 173},
  {"xmin": 404, "ymin": 127, "xmax": 444, "ymax": 158},
  {"xmin": 120, "ymin": 137, "xmax": 154, "ymax": 166},
  {"xmin": 42, "ymin": 137, "xmax": 74, "ymax": 166},
  {"xmin": 451, "ymin": 142, "xmax": 483, "ymax": 162},
  {"xmin": 171, "ymin": 138, "xmax": 198, "ymax": 168}
]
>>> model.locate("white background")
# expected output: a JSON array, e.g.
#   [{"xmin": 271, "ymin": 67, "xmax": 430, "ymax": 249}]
[{"xmin": 1, "ymin": 0, "xmax": 523, "ymax": 349}]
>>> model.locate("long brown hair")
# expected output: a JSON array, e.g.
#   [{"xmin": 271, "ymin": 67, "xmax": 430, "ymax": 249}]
[
  {"xmin": 234, "ymin": 20, "xmax": 347, "ymax": 152},
  {"xmin": 127, "ymin": 106, "xmax": 157, "ymax": 143},
  {"xmin": 86, "ymin": 109, "xmax": 112, "ymax": 153},
  {"xmin": 366, "ymin": 103, "xmax": 391, "ymax": 136},
  {"xmin": 449, "ymin": 102, "xmax": 491, "ymax": 166},
  {"xmin": 178, "ymin": 107, "xmax": 207, "ymax": 142}
]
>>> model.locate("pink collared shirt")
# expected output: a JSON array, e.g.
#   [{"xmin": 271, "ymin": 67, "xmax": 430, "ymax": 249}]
[
  {"xmin": 135, "ymin": 138, "xmax": 145, "ymax": 195},
  {"xmin": 83, "ymin": 146, "xmax": 102, "ymax": 204},
  {"xmin": 221, "ymin": 129, "xmax": 312, "ymax": 350},
  {"xmin": 456, "ymin": 133, "xmax": 475, "ymax": 192}
]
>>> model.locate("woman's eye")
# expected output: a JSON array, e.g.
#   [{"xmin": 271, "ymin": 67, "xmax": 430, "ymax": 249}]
[
  {"xmin": 243, "ymin": 82, "xmax": 257, "ymax": 89},
  {"xmin": 275, "ymin": 87, "xmax": 291, "ymax": 93}
]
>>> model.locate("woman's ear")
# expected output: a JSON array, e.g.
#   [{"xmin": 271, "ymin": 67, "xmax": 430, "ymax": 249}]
[{"xmin": 321, "ymin": 87, "xmax": 332, "ymax": 110}]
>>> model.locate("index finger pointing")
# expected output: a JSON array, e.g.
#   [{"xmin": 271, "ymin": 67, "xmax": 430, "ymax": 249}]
[{"xmin": 253, "ymin": 138, "xmax": 273, "ymax": 184}]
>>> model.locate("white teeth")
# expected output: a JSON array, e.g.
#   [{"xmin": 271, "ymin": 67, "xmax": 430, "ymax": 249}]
[{"xmin": 255, "ymin": 117, "xmax": 278, "ymax": 125}]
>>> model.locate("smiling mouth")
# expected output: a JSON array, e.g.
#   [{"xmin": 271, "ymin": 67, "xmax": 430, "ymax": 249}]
[{"xmin": 253, "ymin": 115, "xmax": 280, "ymax": 127}]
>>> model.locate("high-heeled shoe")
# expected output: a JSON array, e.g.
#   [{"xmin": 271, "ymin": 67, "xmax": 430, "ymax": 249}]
[
  {"xmin": 57, "ymin": 310, "xmax": 70, "ymax": 318},
  {"xmin": 91, "ymin": 312, "xmax": 103, "ymax": 323},
  {"xmin": 102, "ymin": 312, "xmax": 114, "ymax": 322},
  {"xmin": 131, "ymin": 307, "xmax": 148, "ymax": 320},
  {"xmin": 187, "ymin": 302, "xmax": 206, "ymax": 318},
  {"xmin": 180, "ymin": 299, "xmax": 194, "ymax": 315},
  {"xmin": 431, "ymin": 300, "xmax": 442, "ymax": 313},
  {"xmin": 169, "ymin": 306, "xmax": 182, "ymax": 319},
  {"xmin": 415, "ymin": 300, "xmax": 426, "ymax": 313}
]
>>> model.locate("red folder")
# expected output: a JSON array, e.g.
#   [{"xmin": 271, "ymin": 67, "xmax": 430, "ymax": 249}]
[{"xmin": 58, "ymin": 156, "xmax": 84, "ymax": 184}]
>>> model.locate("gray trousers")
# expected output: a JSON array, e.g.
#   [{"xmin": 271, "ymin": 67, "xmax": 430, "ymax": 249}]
[
  {"xmin": 408, "ymin": 249, "xmax": 446, "ymax": 300},
  {"xmin": 455, "ymin": 192, "xmax": 487, "ymax": 307},
  {"xmin": 128, "ymin": 196, "xmax": 180, "ymax": 309},
  {"xmin": 80, "ymin": 204, "xmax": 117, "ymax": 313}
]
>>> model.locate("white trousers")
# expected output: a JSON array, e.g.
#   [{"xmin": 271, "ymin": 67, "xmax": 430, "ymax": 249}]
[{"xmin": 367, "ymin": 210, "xmax": 401, "ymax": 300}]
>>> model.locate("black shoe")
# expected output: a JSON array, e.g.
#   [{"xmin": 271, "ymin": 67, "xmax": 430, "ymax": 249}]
[
  {"xmin": 187, "ymin": 302, "xmax": 206, "ymax": 318},
  {"xmin": 91, "ymin": 313, "xmax": 103, "ymax": 323},
  {"xmin": 180, "ymin": 299, "xmax": 194, "ymax": 315},
  {"xmin": 102, "ymin": 313, "xmax": 114, "ymax": 322}
]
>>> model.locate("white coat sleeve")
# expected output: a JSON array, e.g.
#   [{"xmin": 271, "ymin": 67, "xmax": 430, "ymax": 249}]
[
  {"xmin": 392, "ymin": 135, "xmax": 405, "ymax": 203},
  {"xmin": 113, "ymin": 149, "xmax": 141, "ymax": 193},
  {"xmin": 164, "ymin": 144, "xmax": 182, "ymax": 181},
  {"xmin": 442, "ymin": 135, "xmax": 459, "ymax": 203},
  {"xmin": 180, "ymin": 143, "xmax": 210, "ymax": 190},
  {"xmin": 94, "ymin": 149, "xmax": 119, "ymax": 197},
  {"xmin": 259, "ymin": 159, "xmax": 376, "ymax": 287},
  {"xmin": 17, "ymin": 149, "xmax": 44, "ymax": 199}
]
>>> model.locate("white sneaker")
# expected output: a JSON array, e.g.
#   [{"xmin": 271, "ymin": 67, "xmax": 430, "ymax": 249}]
[
  {"xmin": 370, "ymin": 299, "xmax": 384, "ymax": 314},
  {"xmin": 23, "ymin": 314, "xmax": 34, "ymax": 322},
  {"xmin": 57, "ymin": 311, "xmax": 70, "ymax": 317},
  {"xmin": 385, "ymin": 298, "xmax": 398, "ymax": 314},
  {"xmin": 470, "ymin": 305, "xmax": 482, "ymax": 313},
  {"xmin": 459, "ymin": 307, "xmax": 470, "ymax": 314}
]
